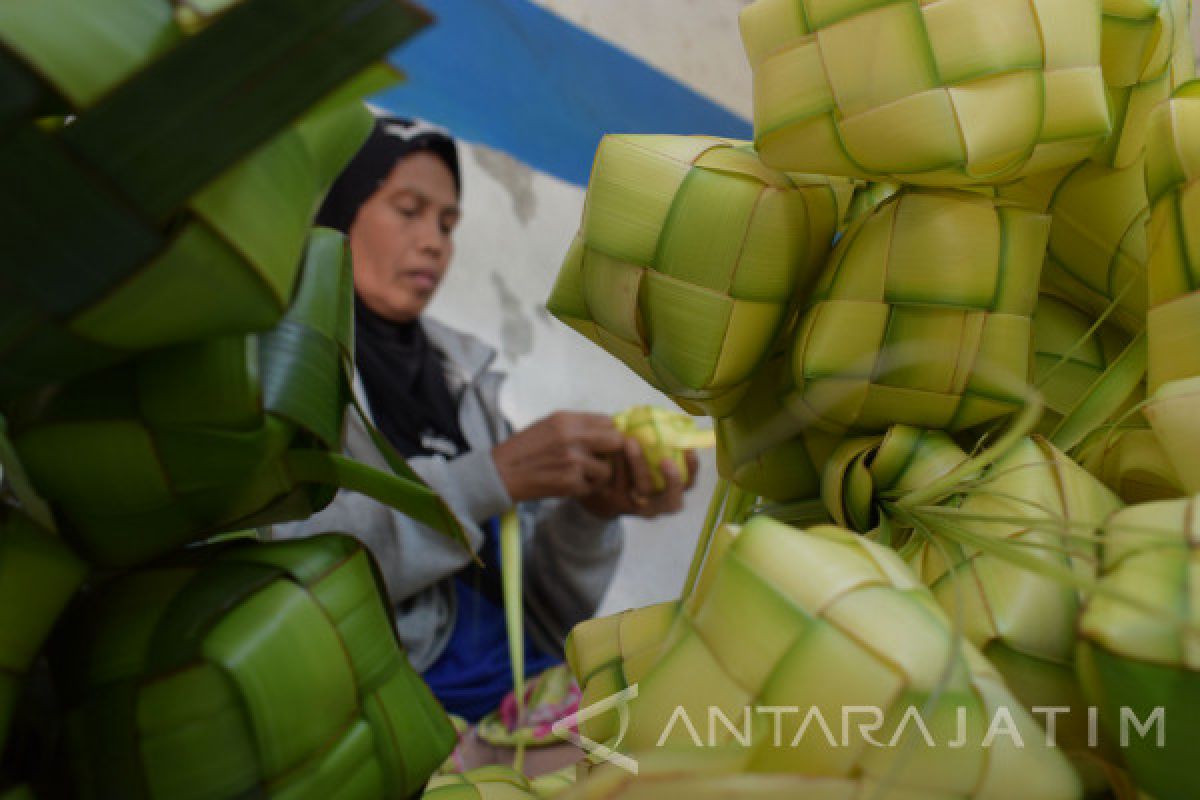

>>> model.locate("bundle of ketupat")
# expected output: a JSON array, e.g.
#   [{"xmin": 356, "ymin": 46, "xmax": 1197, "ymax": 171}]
[
  {"xmin": 7, "ymin": 229, "xmax": 463, "ymax": 568},
  {"xmin": 547, "ymin": 135, "xmax": 851, "ymax": 417},
  {"xmin": 0, "ymin": 0, "xmax": 424, "ymax": 400},
  {"xmin": 679, "ymin": 186, "xmax": 1049, "ymax": 499},
  {"xmin": 541, "ymin": 0, "xmax": 1200, "ymax": 797},
  {"xmin": 52, "ymin": 534, "xmax": 456, "ymax": 800},
  {"xmin": 566, "ymin": 518, "xmax": 1081, "ymax": 798},
  {"xmin": 1078, "ymin": 496, "xmax": 1200, "ymax": 800},
  {"xmin": 740, "ymin": 0, "xmax": 1110, "ymax": 185}
]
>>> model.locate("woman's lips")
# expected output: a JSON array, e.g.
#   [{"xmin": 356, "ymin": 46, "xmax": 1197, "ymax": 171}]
[{"xmin": 404, "ymin": 269, "xmax": 439, "ymax": 291}]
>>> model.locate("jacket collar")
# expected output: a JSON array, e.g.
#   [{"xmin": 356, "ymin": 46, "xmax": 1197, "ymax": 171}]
[{"xmin": 420, "ymin": 315, "xmax": 497, "ymax": 384}]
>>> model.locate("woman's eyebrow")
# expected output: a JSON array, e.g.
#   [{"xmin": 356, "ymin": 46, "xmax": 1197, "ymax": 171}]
[{"xmin": 389, "ymin": 186, "xmax": 460, "ymax": 215}]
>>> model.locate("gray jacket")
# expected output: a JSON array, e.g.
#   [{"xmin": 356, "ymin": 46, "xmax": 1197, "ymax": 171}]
[{"xmin": 270, "ymin": 317, "xmax": 624, "ymax": 671}]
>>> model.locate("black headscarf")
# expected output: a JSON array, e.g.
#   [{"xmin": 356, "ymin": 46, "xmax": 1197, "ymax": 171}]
[
  {"xmin": 315, "ymin": 115, "xmax": 462, "ymax": 234},
  {"xmin": 320, "ymin": 116, "xmax": 468, "ymax": 459}
]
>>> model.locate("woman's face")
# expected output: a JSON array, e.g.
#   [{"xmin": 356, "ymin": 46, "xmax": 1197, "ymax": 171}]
[{"xmin": 349, "ymin": 150, "xmax": 461, "ymax": 323}]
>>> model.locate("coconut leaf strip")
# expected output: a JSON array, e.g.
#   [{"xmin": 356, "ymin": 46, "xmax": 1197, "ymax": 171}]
[
  {"xmin": 145, "ymin": 560, "xmax": 283, "ymax": 674},
  {"xmin": 0, "ymin": 124, "xmax": 161, "ymax": 322},
  {"xmin": 1051, "ymin": 330, "xmax": 1147, "ymax": 452},
  {"xmin": 499, "ymin": 507, "xmax": 526, "ymax": 772}
]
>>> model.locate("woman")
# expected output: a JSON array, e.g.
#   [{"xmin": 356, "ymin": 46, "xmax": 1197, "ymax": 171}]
[{"xmin": 272, "ymin": 117, "xmax": 697, "ymax": 736}]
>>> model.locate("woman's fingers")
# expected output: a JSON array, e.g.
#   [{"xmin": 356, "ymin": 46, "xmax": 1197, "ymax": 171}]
[{"xmin": 623, "ymin": 438, "xmax": 655, "ymax": 504}]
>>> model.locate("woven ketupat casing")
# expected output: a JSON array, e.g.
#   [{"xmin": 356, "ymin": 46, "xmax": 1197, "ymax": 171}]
[
  {"xmin": 708, "ymin": 351, "xmax": 841, "ymax": 502},
  {"xmin": 0, "ymin": 509, "xmax": 86, "ymax": 753},
  {"xmin": 548, "ymin": 135, "xmax": 850, "ymax": 417},
  {"xmin": 1077, "ymin": 423, "xmax": 1185, "ymax": 503},
  {"xmin": 1145, "ymin": 81, "xmax": 1200, "ymax": 392},
  {"xmin": 740, "ymin": 0, "xmax": 1110, "ymax": 185},
  {"xmin": 1095, "ymin": 0, "xmax": 1194, "ymax": 168},
  {"xmin": 10, "ymin": 229, "xmax": 461, "ymax": 567},
  {"xmin": 9, "ymin": 230, "xmax": 352, "ymax": 566},
  {"xmin": 0, "ymin": 0, "xmax": 426, "ymax": 400},
  {"xmin": 786, "ymin": 189, "xmax": 1047, "ymax": 433},
  {"xmin": 567, "ymin": 602, "xmax": 682, "ymax": 747},
  {"xmin": 569, "ymin": 519, "xmax": 1081, "ymax": 798},
  {"xmin": 52, "ymin": 533, "xmax": 456, "ymax": 800},
  {"xmin": 424, "ymin": 765, "xmax": 542, "ymax": 799},
  {"xmin": 1031, "ymin": 294, "xmax": 1139, "ymax": 437},
  {"xmin": 823, "ymin": 426, "xmax": 1124, "ymax": 787},
  {"xmin": 1141, "ymin": 81, "xmax": 1200, "ymax": 492},
  {"xmin": 1078, "ymin": 497, "xmax": 1200, "ymax": 800},
  {"xmin": 613, "ymin": 406, "xmax": 715, "ymax": 491},
  {"xmin": 564, "ymin": 749, "xmax": 1000, "ymax": 800},
  {"xmin": 1040, "ymin": 158, "xmax": 1150, "ymax": 335}
]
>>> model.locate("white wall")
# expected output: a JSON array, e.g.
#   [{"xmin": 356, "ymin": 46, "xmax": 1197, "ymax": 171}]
[{"xmin": 425, "ymin": 4, "xmax": 755, "ymax": 614}]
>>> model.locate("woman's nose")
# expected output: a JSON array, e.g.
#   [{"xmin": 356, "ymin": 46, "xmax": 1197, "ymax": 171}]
[{"xmin": 416, "ymin": 215, "xmax": 444, "ymax": 254}]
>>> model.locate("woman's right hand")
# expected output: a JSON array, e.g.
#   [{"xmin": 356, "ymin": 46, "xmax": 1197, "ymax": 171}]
[{"xmin": 491, "ymin": 412, "xmax": 627, "ymax": 503}]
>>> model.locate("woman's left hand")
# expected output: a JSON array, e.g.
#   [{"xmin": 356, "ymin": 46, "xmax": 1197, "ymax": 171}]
[{"xmin": 578, "ymin": 437, "xmax": 698, "ymax": 519}]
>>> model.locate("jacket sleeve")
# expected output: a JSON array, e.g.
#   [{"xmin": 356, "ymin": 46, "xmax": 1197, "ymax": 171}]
[
  {"xmin": 522, "ymin": 498, "xmax": 625, "ymax": 655},
  {"xmin": 269, "ymin": 412, "xmax": 513, "ymax": 605}
]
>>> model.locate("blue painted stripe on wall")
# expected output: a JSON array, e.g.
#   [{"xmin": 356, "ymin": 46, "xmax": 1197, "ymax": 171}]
[{"xmin": 371, "ymin": 0, "xmax": 752, "ymax": 186}]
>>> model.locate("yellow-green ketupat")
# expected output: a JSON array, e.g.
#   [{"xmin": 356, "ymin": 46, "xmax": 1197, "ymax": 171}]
[
  {"xmin": 1142, "ymin": 82, "xmax": 1200, "ymax": 493},
  {"xmin": 1095, "ymin": 0, "xmax": 1195, "ymax": 169},
  {"xmin": 613, "ymin": 406, "xmax": 715, "ymax": 491},
  {"xmin": 821, "ymin": 426, "xmax": 1125, "ymax": 789},
  {"xmin": 786, "ymin": 189, "xmax": 1047, "ymax": 434},
  {"xmin": 740, "ymin": 0, "xmax": 1111, "ymax": 186},
  {"xmin": 547, "ymin": 135, "xmax": 851, "ymax": 417},
  {"xmin": 567, "ymin": 518, "xmax": 1082, "ymax": 799},
  {"xmin": 1078, "ymin": 496, "xmax": 1200, "ymax": 800}
]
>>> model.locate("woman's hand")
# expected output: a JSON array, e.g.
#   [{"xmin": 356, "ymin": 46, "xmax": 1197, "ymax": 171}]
[
  {"xmin": 491, "ymin": 412, "xmax": 699, "ymax": 518},
  {"xmin": 491, "ymin": 412, "xmax": 627, "ymax": 503},
  {"xmin": 579, "ymin": 436, "xmax": 699, "ymax": 519}
]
